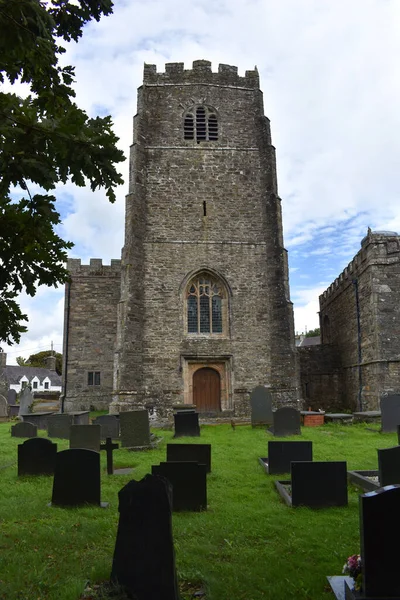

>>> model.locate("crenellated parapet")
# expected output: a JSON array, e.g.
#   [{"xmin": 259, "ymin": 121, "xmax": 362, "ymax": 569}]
[
  {"xmin": 143, "ymin": 60, "xmax": 259, "ymax": 89},
  {"xmin": 67, "ymin": 258, "xmax": 121, "ymax": 277},
  {"xmin": 320, "ymin": 230, "xmax": 400, "ymax": 307}
]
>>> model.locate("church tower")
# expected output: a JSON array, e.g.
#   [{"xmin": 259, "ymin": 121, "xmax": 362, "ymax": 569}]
[{"xmin": 109, "ymin": 60, "xmax": 300, "ymax": 417}]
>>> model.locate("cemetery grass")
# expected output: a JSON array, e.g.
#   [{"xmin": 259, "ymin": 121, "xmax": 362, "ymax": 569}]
[{"xmin": 0, "ymin": 422, "xmax": 397, "ymax": 600}]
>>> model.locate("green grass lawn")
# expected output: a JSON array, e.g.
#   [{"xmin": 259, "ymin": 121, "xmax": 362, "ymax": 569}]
[{"xmin": 0, "ymin": 421, "xmax": 396, "ymax": 600}]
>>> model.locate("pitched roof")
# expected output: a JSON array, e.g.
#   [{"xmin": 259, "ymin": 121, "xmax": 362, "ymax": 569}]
[
  {"xmin": 298, "ymin": 336, "xmax": 321, "ymax": 347},
  {"xmin": 1, "ymin": 365, "xmax": 62, "ymax": 386}
]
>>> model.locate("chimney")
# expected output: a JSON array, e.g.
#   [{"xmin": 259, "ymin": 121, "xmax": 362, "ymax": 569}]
[{"xmin": 44, "ymin": 355, "xmax": 56, "ymax": 371}]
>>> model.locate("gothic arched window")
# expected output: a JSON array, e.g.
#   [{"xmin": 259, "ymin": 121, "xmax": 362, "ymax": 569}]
[
  {"xmin": 186, "ymin": 275, "xmax": 227, "ymax": 335},
  {"xmin": 184, "ymin": 106, "xmax": 218, "ymax": 142}
]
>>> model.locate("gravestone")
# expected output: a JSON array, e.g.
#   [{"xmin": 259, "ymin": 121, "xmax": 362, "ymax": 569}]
[
  {"xmin": 21, "ymin": 412, "xmax": 55, "ymax": 430},
  {"xmin": 250, "ymin": 385, "xmax": 273, "ymax": 426},
  {"xmin": 18, "ymin": 387, "xmax": 34, "ymax": 416},
  {"xmin": 290, "ymin": 461, "xmax": 348, "ymax": 508},
  {"xmin": 152, "ymin": 461, "xmax": 207, "ymax": 511},
  {"xmin": 7, "ymin": 389, "xmax": 17, "ymax": 405},
  {"xmin": 270, "ymin": 407, "xmax": 301, "ymax": 437},
  {"xmin": 100, "ymin": 437, "xmax": 119, "ymax": 475},
  {"xmin": 48, "ymin": 414, "xmax": 73, "ymax": 439},
  {"xmin": 0, "ymin": 394, "xmax": 8, "ymax": 420},
  {"xmin": 11, "ymin": 421, "xmax": 37, "ymax": 438},
  {"xmin": 380, "ymin": 393, "xmax": 400, "ymax": 433},
  {"xmin": 51, "ymin": 448, "xmax": 106, "ymax": 507},
  {"xmin": 111, "ymin": 474, "xmax": 179, "ymax": 600},
  {"xmin": 70, "ymin": 411, "xmax": 90, "ymax": 425},
  {"xmin": 173, "ymin": 411, "xmax": 200, "ymax": 438},
  {"xmin": 120, "ymin": 410, "xmax": 151, "ymax": 448},
  {"xmin": 92, "ymin": 415, "xmax": 120, "ymax": 439},
  {"xmin": 18, "ymin": 438, "xmax": 57, "ymax": 476},
  {"xmin": 260, "ymin": 441, "xmax": 313, "ymax": 475},
  {"xmin": 166, "ymin": 443, "xmax": 212, "ymax": 473},
  {"xmin": 69, "ymin": 424, "xmax": 101, "ymax": 452},
  {"xmin": 377, "ymin": 446, "xmax": 400, "ymax": 487}
]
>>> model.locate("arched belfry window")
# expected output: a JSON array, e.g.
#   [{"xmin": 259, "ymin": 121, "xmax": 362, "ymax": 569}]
[
  {"xmin": 184, "ymin": 106, "xmax": 218, "ymax": 142},
  {"xmin": 186, "ymin": 274, "xmax": 227, "ymax": 335}
]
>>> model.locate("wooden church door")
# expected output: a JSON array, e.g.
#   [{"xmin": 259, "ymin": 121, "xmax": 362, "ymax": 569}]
[{"xmin": 193, "ymin": 368, "xmax": 221, "ymax": 412}]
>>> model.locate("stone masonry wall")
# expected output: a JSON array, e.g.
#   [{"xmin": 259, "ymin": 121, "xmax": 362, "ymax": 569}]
[{"xmin": 298, "ymin": 344, "xmax": 344, "ymax": 412}]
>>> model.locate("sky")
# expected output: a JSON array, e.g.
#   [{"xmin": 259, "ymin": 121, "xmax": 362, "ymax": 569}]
[{"xmin": 3, "ymin": 0, "xmax": 400, "ymax": 363}]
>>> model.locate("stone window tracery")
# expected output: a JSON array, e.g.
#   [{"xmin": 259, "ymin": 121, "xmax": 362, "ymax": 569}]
[
  {"xmin": 186, "ymin": 275, "xmax": 226, "ymax": 335},
  {"xmin": 184, "ymin": 106, "xmax": 218, "ymax": 142}
]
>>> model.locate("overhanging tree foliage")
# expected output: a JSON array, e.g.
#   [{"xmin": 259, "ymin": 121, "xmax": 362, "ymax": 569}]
[{"xmin": 0, "ymin": 0, "xmax": 125, "ymax": 345}]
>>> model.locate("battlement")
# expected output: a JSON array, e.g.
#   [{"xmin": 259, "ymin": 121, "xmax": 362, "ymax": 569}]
[
  {"xmin": 67, "ymin": 258, "xmax": 121, "ymax": 276},
  {"xmin": 143, "ymin": 60, "xmax": 259, "ymax": 89},
  {"xmin": 320, "ymin": 230, "xmax": 400, "ymax": 305}
]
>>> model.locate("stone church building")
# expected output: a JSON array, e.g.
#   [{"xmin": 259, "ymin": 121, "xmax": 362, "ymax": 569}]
[{"xmin": 61, "ymin": 60, "xmax": 301, "ymax": 417}]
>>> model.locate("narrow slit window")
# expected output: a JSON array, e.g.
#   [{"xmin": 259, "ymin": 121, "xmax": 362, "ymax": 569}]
[{"xmin": 203, "ymin": 201, "xmax": 207, "ymax": 216}]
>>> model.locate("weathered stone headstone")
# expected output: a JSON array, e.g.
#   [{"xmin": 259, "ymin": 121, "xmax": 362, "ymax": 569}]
[
  {"xmin": 70, "ymin": 411, "xmax": 90, "ymax": 425},
  {"xmin": 270, "ymin": 407, "xmax": 301, "ymax": 437},
  {"xmin": 290, "ymin": 461, "xmax": 348, "ymax": 508},
  {"xmin": 92, "ymin": 415, "xmax": 120, "ymax": 439},
  {"xmin": 11, "ymin": 421, "xmax": 37, "ymax": 438},
  {"xmin": 7, "ymin": 389, "xmax": 17, "ymax": 405},
  {"xmin": 342, "ymin": 485, "xmax": 400, "ymax": 599},
  {"xmin": 250, "ymin": 386, "xmax": 273, "ymax": 426},
  {"xmin": 120, "ymin": 410, "xmax": 151, "ymax": 448},
  {"xmin": 100, "ymin": 437, "xmax": 119, "ymax": 475},
  {"xmin": 166, "ymin": 443, "xmax": 212, "ymax": 473},
  {"xmin": 51, "ymin": 448, "xmax": 106, "ymax": 507},
  {"xmin": 18, "ymin": 387, "xmax": 34, "ymax": 416},
  {"xmin": 173, "ymin": 411, "xmax": 200, "ymax": 438},
  {"xmin": 152, "ymin": 461, "xmax": 207, "ymax": 511},
  {"xmin": 0, "ymin": 394, "xmax": 8, "ymax": 420},
  {"xmin": 378, "ymin": 446, "xmax": 400, "ymax": 487},
  {"xmin": 47, "ymin": 414, "xmax": 73, "ymax": 439},
  {"xmin": 261, "ymin": 441, "xmax": 313, "ymax": 475},
  {"xmin": 380, "ymin": 394, "xmax": 400, "ymax": 433},
  {"xmin": 18, "ymin": 438, "xmax": 57, "ymax": 476},
  {"xmin": 110, "ymin": 474, "xmax": 179, "ymax": 600},
  {"xmin": 21, "ymin": 412, "xmax": 55, "ymax": 430},
  {"xmin": 69, "ymin": 424, "xmax": 101, "ymax": 452}
]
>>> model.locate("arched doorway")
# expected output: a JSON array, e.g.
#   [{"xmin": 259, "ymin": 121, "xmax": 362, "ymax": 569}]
[{"xmin": 193, "ymin": 367, "xmax": 221, "ymax": 412}]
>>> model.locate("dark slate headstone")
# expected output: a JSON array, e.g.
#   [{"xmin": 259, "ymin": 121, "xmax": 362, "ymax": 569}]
[
  {"xmin": 92, "ymin": 415, "xmax": 120, "ymax": 439},
  {"xmin": 70, "ymin": 411, "xmax": 90, "ymax": 425},
  {"xmin": 51, "ymin": 449, "xmax": 104, "ymax": 507},
  {"xmin": 380, "ymin": 394, "xmax": 400, "ymax": 433},
  {"xmin": 173, "ymin": 411, "xmax": 200, "ymax": 438},
  {"xmin": 291, "ymin": 461, "xmax": 348, "ymax": 508},
  {"xmin": 265, "ymin": 441, "xmax": 313, "ymax": 475},
  {"xmin": 18, "ymin": 387, "xmax": 34, "ymax": 415},
  {"xmin": 11, "ymin": 421, "xmax": 37, "ymax": 438},
  {"xmin": 377, "ymin": 446, "xmax": 400, "ymax": 487},
  {"xmin": 111, "ymin": 475, "xmax": 179, "ymax": 600},
  {"xmin": 47, "ymin": 414, "xmax": 73, "ymax": 439},
  {"xmin": 69, "ymin": 425, "xmax": 101, "ymax": 452},
  {"xmin": 151, "ymin": 462, "xmax": 207, "ymax": 511},
  {"xmin": 270, "ymin": 407, "xmax": 301, "ymax": 437},
  {"xmin": 120, "ymin": 410, "xmax": 151, "ymax": 448},
  {"xmin": 7, "ymin": 389, "xmax": 17, "ymax": 405},
  {"xmin": 347, "ymin": 485, "xmax": 400, "ymax": 599},
  {"xmin": 0, "ymin": 394, "xmax": 8, "ymax": 419},
  {"xmin": 18, "ymin": 437, "xmax": 57, "ymax": 476},
  {"xmin": 21, "ymin": 412, "xmax": 55, "ymax": 430},
  {"xmin": 250, "ymin": 385, "xmax": 273, "ymax": 426},
  {"xmin": 166, "ymin": 443, "xmax": 211, "ymax": 473}
]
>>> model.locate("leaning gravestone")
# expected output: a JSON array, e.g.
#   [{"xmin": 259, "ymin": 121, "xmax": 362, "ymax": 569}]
[
  {"xmin": 47, "ymin": 414, "xmax": 73, "ymax": 439},
  {"xmin": 18, "ymin": 387, "xmax": 34, "ymax": 416},
  {"xmin": 0, "ymin": 394, "xmax": 8, "ymax": 420},
  {"xmin": 380, "ymin": 393, "xmax": 400, "ymax": 433},
  {"xmin": 173, "ymin": 411, "xmax": 200, "ymax": 437},
  {"xmin": 11, "ymin": 421, "xmax": 37, "ymax": 438},
  {"xmin": 378, "ymin": 445, "xmax": 400, "ymax": 487},
  {"xmin": 7, "ymin": 389, "xmax": 17, "ymax": 405},
  {"xmin": 69, "ymin": 424, "xmax": 101, "ymax": 452},
  {"xmin": 152, "ymin": 461, "xmax": 207, "ymax": 511},
  {"xmin": 166, "ymin": 443, "xmax": 212, "ymax": 473},
  {"xmin": 270, "ymin": 407, "xmax": 301, "ymax": 437},
  {"xmin": 250, "ymin": 386, "xmax": 273, "ymax": 426},
  {"xmin": 18, "ymin": 438, "xmax": 57, "ymax": 476},
  {"xmin": 92, "ymin": 415, "xmax": 120, "ymax": 440},
  {"xmin": 111, "ymin": 475, "xmax": 179, "ymax": 600},
  {"xmin": 259, "ymin": 440, "xmax": 313, "ymax": 475},
  {"xmin": 51, "ymin": 448, "xmax": 107, "ymax": 507},
  {"xmin": 120, "ymin": 410, "xmax": 151, "ymax": 448}
]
